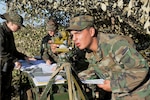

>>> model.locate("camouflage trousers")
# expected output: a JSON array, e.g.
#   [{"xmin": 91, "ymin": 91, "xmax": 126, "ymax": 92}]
[
  {"xmin": 12, "ymin": 69, "xmax": 33, "ymax": 100},
  {"xmin": 113, "ymin": 93, "xmax": 150, "ymax": 100}
]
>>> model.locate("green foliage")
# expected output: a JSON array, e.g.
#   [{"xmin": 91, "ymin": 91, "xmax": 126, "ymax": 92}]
[
  {"xmin": 3, "ymin": 0, "xmax": 149, "ymax": 34},
  {"xmin": 9, "ymin": 0, "xmax": 149, "ymax": 63},
  {"xmin": 14, "ymin": 25, "xmax": 47, "ymax": 57}
]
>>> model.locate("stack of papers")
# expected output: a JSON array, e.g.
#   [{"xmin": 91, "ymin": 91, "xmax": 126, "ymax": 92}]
[
  {"xmin": 20, "ymin": 60, "xmax": 66, "ymax": 87},
  {"xmin": 38, "ymin": 63, "xmax": 57, "ymax": 73},
  {"xmin": 32, "ymin": 75, "xmax": 66, "ymax": 86},
  {"xmin": 20, "ymin": 60, "xmax": 57, "ymax": 73}
]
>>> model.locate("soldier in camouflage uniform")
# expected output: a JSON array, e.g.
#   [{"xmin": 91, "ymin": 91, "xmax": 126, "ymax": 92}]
[
  {"xmin": 66, "ymin": 14, "xmax": 150, "ymax": 100},
  {"xmin": 0, "ymin": 12, "xmax": 35, "ymax": 100},
  {"xmin": 40, "ymin": 18, "xmax": 58, "ymax": 65}
]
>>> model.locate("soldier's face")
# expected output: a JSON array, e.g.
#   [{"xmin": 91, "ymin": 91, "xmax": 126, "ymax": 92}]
[
  {"xmin": 71, "ymin": 27, "xmax": 94, "ymax": 50},
  {"xmin": 9, "ymin": 22, "xmax": 21, "ymax": 32},
  {"xmin": 48, "ymin": 30, "xmax": 55, "ymax": 36}
]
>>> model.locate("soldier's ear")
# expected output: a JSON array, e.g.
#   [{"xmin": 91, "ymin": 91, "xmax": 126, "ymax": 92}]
[{"xmin": 89, "ymin": 27, "xmax": 95, "ymax": 37}]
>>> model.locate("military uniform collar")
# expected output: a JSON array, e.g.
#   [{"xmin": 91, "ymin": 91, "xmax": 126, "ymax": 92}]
[{"xmin": 85, "ymin": 35, "xmax": 103, "ymax": 63}]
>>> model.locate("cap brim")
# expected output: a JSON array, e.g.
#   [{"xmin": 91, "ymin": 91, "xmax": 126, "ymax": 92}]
[
  {"xmin": 22, "ymin": 24, "xmax": 25, "ymax": 27},
  {"xmin": 66, "ymin": 25, "xmax": 86, "ymax": 31},
  {"xmin": 13, "ymin": 22, "xmax": 25, "ymax": 28},
  {"xmin": 0, "ymin": 13, "xmax": 11, "ymax": 21}
]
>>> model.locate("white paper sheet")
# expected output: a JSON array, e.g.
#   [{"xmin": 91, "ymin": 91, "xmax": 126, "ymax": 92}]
[
  {"xmin": 20, "ymin": 60, "xmax": 57, "ymax": 73},
  {"xmin": 33, "ymin": 75, "xmax": 66, "ymax": 86},
  {"xmin": 81, "ymin": 79, "xmax": 104, "ymax": 84}
]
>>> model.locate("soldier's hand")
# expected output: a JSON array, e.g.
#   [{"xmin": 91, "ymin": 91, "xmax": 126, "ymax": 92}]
[
  {"xmin": 24, "ymin": 56, "xmax": 36, "ymax": 64},
  {"xmin": 97, "ymin": 80, "xmax": 112, "ymax": 92},
  {"xmin": 46, "ymin": 60, "xmax": 52, "ymax": 65},
  {"xmin": 14, "ymin": 61, "xmax": 21, "ymax": 70},
  {"xmin": 28, "ymin": 57, "xmax": 36, "ymax": 61},
  {"xmin": 50, "ymin": 43, "xmax": 59, "ymax": 53},
  {"xmin": 48, "ymin": 40, "xmax": 52, "ymax": 44}
]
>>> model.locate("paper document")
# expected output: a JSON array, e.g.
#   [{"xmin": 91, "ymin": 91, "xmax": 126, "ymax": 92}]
[
  {"xmin": 33, "ymin": 75, "xmax": 66, "ymax": 86},
  {"xmin": 20, "ymin": 60, "xmax": 57, "ymax": 73},
  {"xmin": 81, "ymin": 79, "xmax": 104, "ymax": 84},
  {"xmin": 38, "ymin": 63, "xmax": 57, "ymax": 73}
]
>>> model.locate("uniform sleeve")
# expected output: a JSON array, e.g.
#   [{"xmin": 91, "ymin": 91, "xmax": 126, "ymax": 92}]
[
  {"xmin": 0, "ymin": 31, "xmax": 17, "ymax": 62},
  {"xmin": 110, "ymin": 39, "xmax": 149, "ymax": 93},
  {"xmin": 40, "ymin": 35, "xmax": 56, "ymax": 61},
  {"xmin": 77, "ymin": 52, "xmax": 98, "ymax": 80},
  {"xmin": 41, "ymin": 42, "xmax": 58, "ymax": 63},
  {"xmin": 12, "ymin": 47, "xmax": 27, "ymax": 61},
  {"xmin": 41, "ymin": 43, "xmax": 50, "ymax": 60},
  {"xmin": 78, "ymin": 63, "xmax": 97, "ymax": 80},
  {"xmin": 10, "ymin": 35, "xmax": 27, "ymax": 61}
]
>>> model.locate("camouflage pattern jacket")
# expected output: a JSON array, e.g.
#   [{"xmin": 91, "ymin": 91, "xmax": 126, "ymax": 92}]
[
  {"xmin": 40, "ymin": 34, "xmax": 58, "ymax": 63},
  {"xmin": 78, "ymin": 32, "xmax": 150, "ymax": 99}
]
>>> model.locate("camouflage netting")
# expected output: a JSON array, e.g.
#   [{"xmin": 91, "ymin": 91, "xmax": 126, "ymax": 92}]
[
  {"xmin": 3, "ymin": 0, "xmax": 149, "ymax": 99},
  {"xmin": 14, "ymin": 25, "xmax": 46, "ymax": 56},
  {"xmin": 13, "ymin": 8, "xmax": 150, "ymax": 64},
  {"xmin": 4, "ymin": 0, "xmax": 148, "ymax": 63}
]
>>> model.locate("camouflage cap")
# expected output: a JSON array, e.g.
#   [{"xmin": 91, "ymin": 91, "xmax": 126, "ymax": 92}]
[
  {"xmin": 46, "ymin": 19, "xmax": 57, "ymax": 31},
  {"xmin": 67, "ymin": 15, "xmax": 94, "ymax": 31},
  {"xmin": 0, "ymin": 12, "xmax": 24, "ymax": 27}
]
